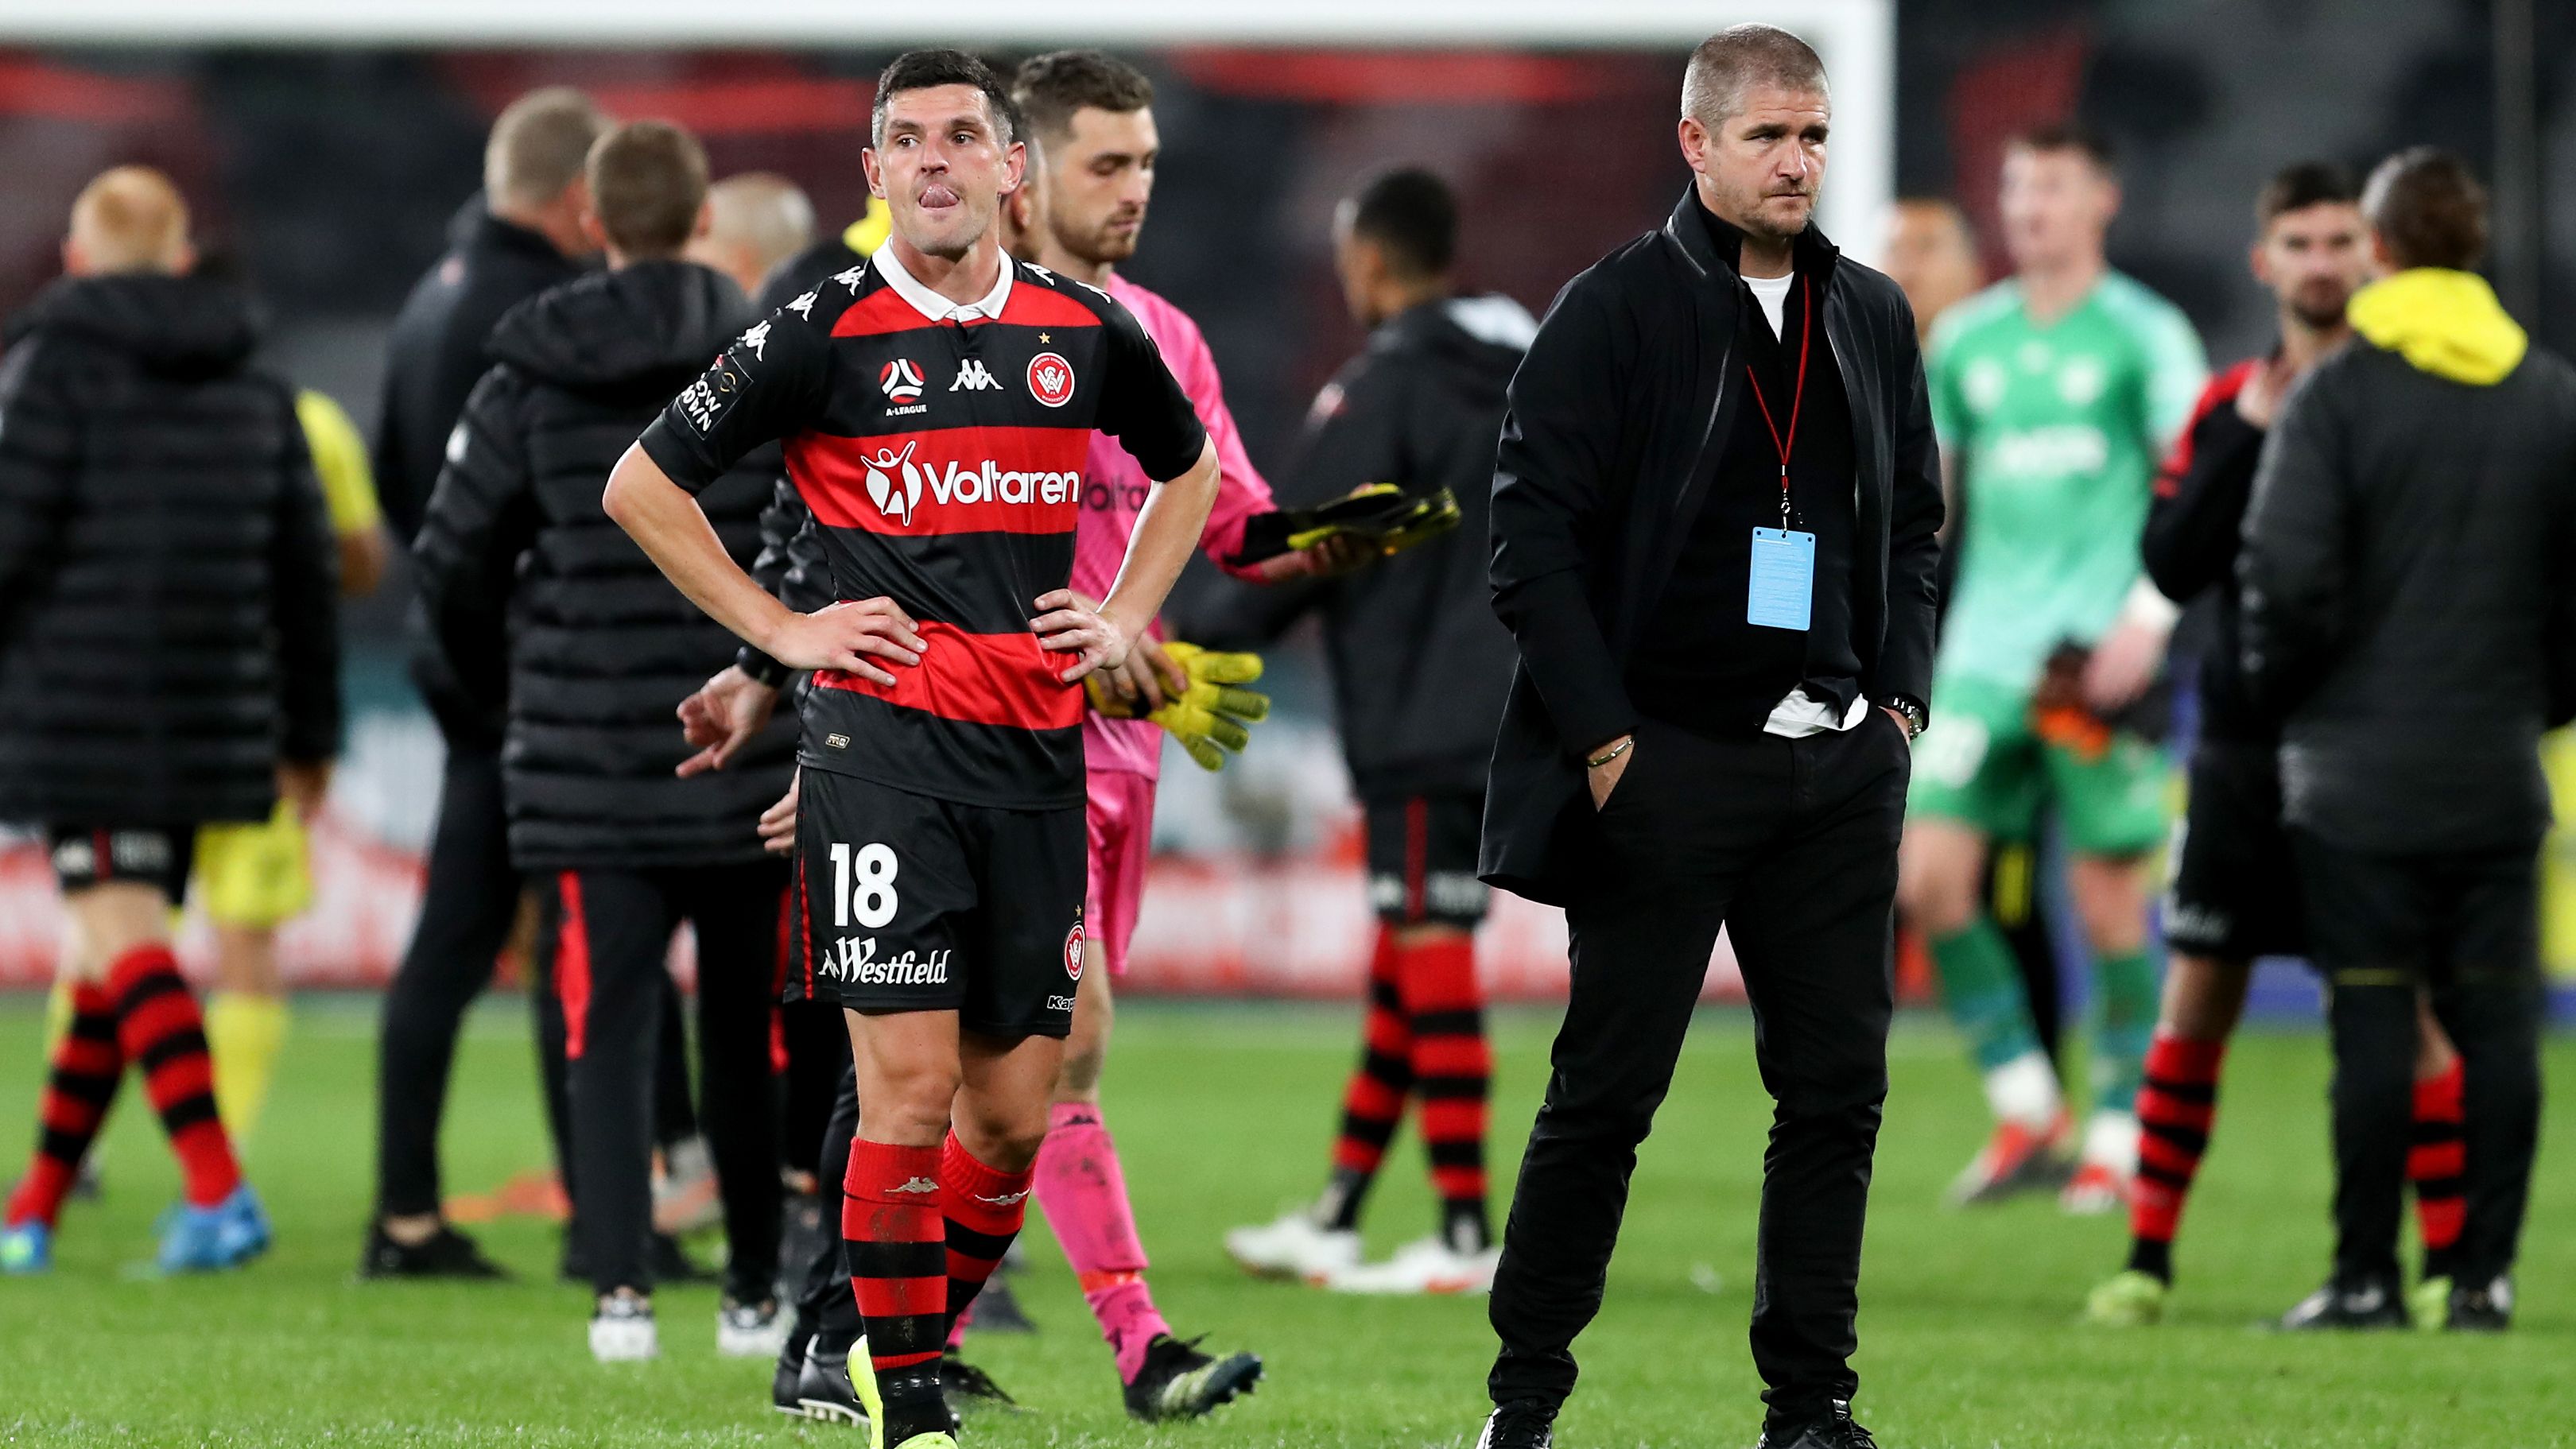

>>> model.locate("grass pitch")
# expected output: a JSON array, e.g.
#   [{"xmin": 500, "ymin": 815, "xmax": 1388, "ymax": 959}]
[{"xmin": 1, "ymin": 995, "xmax": 2570, "ymax": 1447}]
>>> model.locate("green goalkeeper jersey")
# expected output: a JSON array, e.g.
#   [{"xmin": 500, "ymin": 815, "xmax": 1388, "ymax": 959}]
[{"xmin": 1926, "ymin": 271, "xmax": 2206, "ymax": 693}]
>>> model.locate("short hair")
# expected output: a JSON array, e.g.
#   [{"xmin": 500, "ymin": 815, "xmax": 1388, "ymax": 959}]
[
  {"xmin": 2010, "ymin": 122, "xmax": 2116, "ymax": 179},
  {"xmin": 873, "ymin": 48, "xmax": 1016, "ymax": 149},
  {"xmin": 585, "ymin": 121, "xmax": 710, "ymax": 258},
  {"xmin": 2256, "ymin": 161, "xmax": 2361, "ymax": 228},
  {"xmin": 68, "ymin": 165, "xmax": 189, "ymax": 273},
  {"xmin": 2362, "ymin": 146, "xmax": 2488, "ymax": 271},
  {"xmin": 1681, "ymin": 24, "xmax": 1827, "ymax": 127},
  {"xmin": 704, "ymin": 172, "xmax": 817, "ymax": 277},
  {"xmin": 485, "ymin": 87, "xmax": 610, "ymax": 212},
  {"xmin": 1011, "ymin": 50, "xmax": 1154, "ymax": 151},
  {"xmin": 1346, "ymin": 168, "xmax": 1457, "ymax": 279}
]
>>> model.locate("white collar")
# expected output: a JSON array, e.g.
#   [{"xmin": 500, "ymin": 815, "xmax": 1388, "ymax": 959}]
[{"xmin": 871, "ymin": 239, "xmax": 1014, "ymax": 324}]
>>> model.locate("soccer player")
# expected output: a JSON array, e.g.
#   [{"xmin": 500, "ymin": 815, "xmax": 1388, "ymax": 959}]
[
  {"xmin": 690, "ymin": 172, "xmax": 819, "ymax": 300},
  {"xmin": 0, "ymin": 167, "xmax": 339, "ymax": 1275},
  {"xmin": 1881, "ymin": 198, "xmax": 1983, "ymax": 341},
  {"xmin": 1895, "ymin": 123, "xmax": 2207, "ymax": 1211},
  {"xmin": 2082, "ymin": 161, "xmax": 2469, "ymax": 1327},
  {"xmin": 188, "ymin": 388, "xmax": 388, "ymax": 1145},
  {"xmin": 1215, "ymin": 167, "xmax": 1528, "ymax": 1295},
  {"xmin": 416, "ymin": 120, "xmax": 801, "ymax": 1362},
  {"xmin": 604, "ymin": 51, "xmax": 1223, "ymax": 1449}
]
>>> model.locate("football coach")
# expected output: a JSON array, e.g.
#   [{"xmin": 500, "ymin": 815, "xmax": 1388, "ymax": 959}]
[{"xmin": 1471, "ymin": 25, "xmax": 1942, "ymax": 1449}]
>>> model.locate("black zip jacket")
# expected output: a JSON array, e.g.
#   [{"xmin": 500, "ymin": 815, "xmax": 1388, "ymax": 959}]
[
  {"xmin": 412, "ymin": 261, "xmax": 793, "ymax": 870},
  {"xmin": 1479, "ymin": 190, "xmax": 1943, "ymax": 905},
  {"xmin": 1185, "ymin": 296, "xmax": 1533, "ymax": 800},
  {"xmin": 2240, "ymin": 335, "xmax": 2576, "ymax": 855},
  {"xmin": 2143, "ymin": 358, "xmax": 2266, "ymax": 743},
  {"xmin": 0, "ymin": 274, "xmax": 339, "ymax": 826}
]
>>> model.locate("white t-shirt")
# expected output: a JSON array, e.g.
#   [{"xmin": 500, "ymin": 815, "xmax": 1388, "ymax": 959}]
[
  {"xmin": 1742, "ymin": 269, "xmax": 1867, "ymax": 738},
  {"xmin": 1745, "ymin": 270, "xmax": 1795, "ymax": 338}
]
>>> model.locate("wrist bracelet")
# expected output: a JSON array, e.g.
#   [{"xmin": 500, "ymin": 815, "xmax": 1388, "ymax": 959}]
[{"xmin": 1586, "ymin": 736, "xmax": 1634, "ymax": 770}]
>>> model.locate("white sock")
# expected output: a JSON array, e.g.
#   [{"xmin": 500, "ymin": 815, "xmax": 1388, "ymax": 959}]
[
  {"xmin": 1982, "ymin": 1051, "xmax": 2063, "ymax": 1129},
  {"xmin": 2082, "ymin": 1110, "xmax": 2142, "ymax": 1173}
]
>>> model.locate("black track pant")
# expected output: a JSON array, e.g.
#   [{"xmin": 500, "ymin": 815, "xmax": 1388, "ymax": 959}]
[
  {"xmin": 1489, "ymin": 718, "xmax": 1907, "ymax": 1433},
  {"xmin": 2295, "ymin": 832, "xmax": 2545, "ymax": 1289},
  {"xmin": 789, "ymin": 1060, "xmax": 864, "ymax": 1353},
  {"xmin": 541, "ymin": 860, "xmax": 789, "ymax": 1301}
]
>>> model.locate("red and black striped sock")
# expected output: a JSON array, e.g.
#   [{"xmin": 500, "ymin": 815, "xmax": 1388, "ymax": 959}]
[
  {"xmin": 1321, "ymin": 926, "xmax": 1412, "ymax": 1231},
  {"xmin": 939, "ymin": 1132, "xmax": 1034, "ymax": 1336},
  {"xmin": 2409, "ymin": 1059, "xmax": 2467, "ymax": 1280},
  {"xmin": 1400, "ymin": 932, "xmax": 1492, "ymax": 1252},
  {"xmin": 2126, "ymin": 1032, "xmax": 2225, "ymax": 1283},
  {"xmin": 843, "ymin": 1138, "xmax": 949, "ymax": 1434},
  {"xmin": 107, "ymin": 944, "xmax": 239, "ymax": 1210},
  {"xmin": 5, "ymin": 982, "xmax": 123, "ymax": 1230}
]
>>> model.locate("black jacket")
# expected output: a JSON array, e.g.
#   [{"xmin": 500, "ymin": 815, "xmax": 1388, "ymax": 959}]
[
  {"xmin": 2240, "ymin": 316, "xmax": 2576, "ymax": 856},
  {"xmin": 2143, "ymin": 358, "xmax": 2267, "ymax": 743},
  {"xmin": 412, "ymin": 261, "xmax": 794, "ymax": 870},
  {"xmin": 0, "ymin": 274, "xmax": 340, "ymax": 826},
  {"xmin": 1479, "ymin": 191, "xmax": 1944, "ymax": 905},
  {"xmin": 1189, "ymin": 296, "xmax": 1532, "ymax": 800}
]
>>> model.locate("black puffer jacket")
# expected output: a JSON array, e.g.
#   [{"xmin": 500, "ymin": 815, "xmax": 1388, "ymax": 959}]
[
  {"xmin": 412, "ymin": 261, "xmax": 793, "ymax": 870},
  {"xmin": 0, "ymin": 274, "xmax": 339, "ymax": 827}
]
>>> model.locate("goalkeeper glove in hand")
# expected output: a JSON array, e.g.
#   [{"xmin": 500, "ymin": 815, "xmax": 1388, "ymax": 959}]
[
  {"xmin": 1085, "ymin": 641, "xmax": 1271, "ymax": 771},
  {"xmin": 1227, "ymin": 483, "xmax": 1462, "ymax": 567}
]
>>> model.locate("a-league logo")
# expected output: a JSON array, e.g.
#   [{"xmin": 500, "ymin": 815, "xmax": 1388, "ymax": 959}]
[
  {"xmin": 1027, "ymin": 351, "xmax": 1075, "ymax": 408},
  {"xmin": 1063, "ymin": 916, "xmax": 1085, "ymax": 981},
  {"xmin": 879, "ymin": 358, "xmax": 925, "ymax": 404},
  {"xmin": 863, "ymin": 440, "xmax": 924, "ymax": 526}
]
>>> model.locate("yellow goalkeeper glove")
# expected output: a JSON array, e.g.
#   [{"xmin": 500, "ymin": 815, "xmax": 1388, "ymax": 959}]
[
  {"xmin": 1085, "ymin": 641, "xmax": 1271, "ymax": 771},
  {"xmin": 1226, "ymin": 483, "xmax": 1462, "ymax": 567}
]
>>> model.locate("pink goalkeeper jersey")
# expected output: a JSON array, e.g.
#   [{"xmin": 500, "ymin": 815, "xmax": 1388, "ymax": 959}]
[{"xmin": 1077, "ymin": 273, "xmax": 1274, "ymax": 779}]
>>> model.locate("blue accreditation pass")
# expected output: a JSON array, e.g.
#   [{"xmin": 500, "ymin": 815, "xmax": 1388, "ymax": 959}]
[{"xmin": 1747, "ymin": 527, "xmax": 1816, "ymax": 630}]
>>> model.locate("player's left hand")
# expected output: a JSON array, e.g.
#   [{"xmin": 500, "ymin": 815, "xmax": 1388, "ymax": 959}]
[
  {"xmin": 2084, "ymin": 616, "xmax": 2167, "ymax": 713},
  {"xmin": 1031, "ymin": 588, "xmax": 1134, "ymax": 684},
  {"xmin": 277, "ymin": 759, "xmax": 332, "ymax": 823},
  {"xmin": 676, "ymin": 664, "xmax": 782, "ymax": 777},
  {"xmin": 759, "ymin": 770, "xmax": 799, "ymax": 856}
]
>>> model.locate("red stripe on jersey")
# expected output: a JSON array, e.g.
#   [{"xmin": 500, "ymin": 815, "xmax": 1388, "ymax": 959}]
[
  {"xmin": 789, "ymin": 426, "xmax": 1088, "ymax": 537},
  {"xmin": 830, "ymin": 287, "xmax": 942, "ymax": 338},
  {"xmin": 2154, "ymin": 358, "xmax": 2260, "ymax": 498},
  {"xmin": 813, "ymin": 621, "xmax": 1084, "ymax": 730},
  {"xmin": 997, "ymin": 285, "xmax": 1102, "ymax": 330}
]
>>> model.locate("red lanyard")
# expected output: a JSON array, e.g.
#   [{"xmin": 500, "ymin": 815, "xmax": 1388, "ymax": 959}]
[{"xmin": 1743, "ymin": 274, "xmax": 1810, "ymax": 527}]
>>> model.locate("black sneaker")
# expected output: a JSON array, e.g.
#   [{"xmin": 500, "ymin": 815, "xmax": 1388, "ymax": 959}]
[
  {"xmin": 359, "ymin": 1221, "xmax": 510, "ymax": 1280},
  {"xmin": 942, "ymin": 1350, "xmax": 1023, "ymax": 1413},
  {"xmin": 1123, "ymin": 1334, "xmax": 1263, "ymax": 1423},
  {"xmin": 1758, "ymin": 1400, "xmax": 1879, "ymax": 1448},
  {"xmin": 2275, "ymin": 1273, "xmax": 2408, "ymax": 1330},
  {"xmin": 1474, "ymin": 1399, "xmax": 1557, "ymax": 1448},
  {"xmin": 772, "ymin": 1336, "xmax": 810, "ymax": 1417},
  {"xmin": 2448, "ymin": 1275, "xmax": 2514, "ymax": 1332},
  {"xmin": 794, "ymin": 1341, "xmax": 871, "ymax": 1428},
  {"xmin": 968, "ymin": 1265, "xmax": 1040, "ymax": 1335}
]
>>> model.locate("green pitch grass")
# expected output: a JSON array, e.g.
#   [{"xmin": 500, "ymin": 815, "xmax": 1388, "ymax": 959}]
[{"xmin": 2, "ymin": 996, "xmax": 2571, "ymax": 1447}]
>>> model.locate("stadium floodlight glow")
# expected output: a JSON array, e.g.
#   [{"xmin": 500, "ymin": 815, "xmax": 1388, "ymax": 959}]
[{"xmin": 0, "ymin": 0, "xmax": 1894, "ymax": 258}]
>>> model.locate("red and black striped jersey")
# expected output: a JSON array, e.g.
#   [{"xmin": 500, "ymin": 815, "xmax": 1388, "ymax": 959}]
[{"xmin": 638, "ymin": 250, "xmax": 1208, "ymax": 810}]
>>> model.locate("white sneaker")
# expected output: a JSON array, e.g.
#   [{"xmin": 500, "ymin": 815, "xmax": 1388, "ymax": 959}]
[
  {"xmin": 1323, "ymin": 1235, "xmax": 1501, "ymax": 1296},
  {"xmin": 717, "ymin": 1298, "xmax": 789, "ymax": 1359},
  {"xmin": 590, "ymin": 1292, "xmax": 659, "ymax": 1362},
  {"xmin": 1224, "ymin": 1209, "xmax": 1362, "ymax": 1284}
]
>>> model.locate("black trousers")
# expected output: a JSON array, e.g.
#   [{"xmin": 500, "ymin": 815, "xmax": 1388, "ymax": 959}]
[
  {"xmin": 789, "ymin": 1060, "xmax": 865, "ymax": 1352},
  {"xmin": 2294, "ymin": 831, "xmax": 2545, "ymax": 1288},
  {"xmin": 539, "ymin": 860, "xmax": 789, "ymax": 1301},
  {"xmin": 1490, "ymin": 717, "xmax": 1906, "ymax": 1428}
]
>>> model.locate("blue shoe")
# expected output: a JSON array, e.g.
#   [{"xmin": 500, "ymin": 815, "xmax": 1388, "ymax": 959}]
[
  {"xmin": 1, "ymin": 1219, "xmax": 50, "ymax": 1275},
  {"xmin": 157, "ymin": 1185, "xmax": 270, "ymax": 1273}
]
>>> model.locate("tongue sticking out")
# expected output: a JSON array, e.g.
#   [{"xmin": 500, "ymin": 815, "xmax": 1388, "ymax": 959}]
[{"xmin": 921, "ymin": 184, "xmax": 961, "ymax": 209}]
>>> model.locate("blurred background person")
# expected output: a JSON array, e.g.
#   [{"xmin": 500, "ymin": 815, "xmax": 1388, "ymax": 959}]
[
  {"xmin": 1896, "ymin": 123, "xmax": 2207, "ymax": 1214},
  {"xmin": 0, "ymin": 167, "xmax": 339, "ymax": 1276},
  {"xmin": 687, "ymin": 172, "xmax": 817, "ymax": 302},
  {"xmin": 1212, "ymin": 166, "xmax": 1528, "ymax": 1296},
  {"xmin": 1881, "ymin": 197, "xmax": 1982, "ymax": 340},
  {"xmin": 413, "ymin": 119, "xmax": 796, "ymax": 1362},
  {"xmin": 363, "ymin": 86, "xmax": 607, "ymax": 1280},
  {"xmin": 2242, "ymin": 148, "xmax": 2575, "ymax": 1334}
]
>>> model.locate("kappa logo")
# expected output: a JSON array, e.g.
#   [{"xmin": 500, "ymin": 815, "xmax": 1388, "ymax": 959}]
[
  {"xmin": 862, "ymin": 440, "xmax": 924, "ymax": 525},
  {"xmin": 1027, "ymin": 351, "xmax": 1076, "ymax": 408},
  {"xmin": 786, "ymin": 289, "xmax": 819, "ymax": 320},
  {"xmin": 833, "ymin": 264, "xmax": 867, "ymax": 290},
  {"xmin": 950, "ymin": 358, "xmax": 1001, "ymax": 392},
  {"xmin": 880, "ymin": 358, "xmax": 926, "ymax": 404},
  {"xmin": 738, "ymin": 320, "xmax": 773, "ymax": 361}
]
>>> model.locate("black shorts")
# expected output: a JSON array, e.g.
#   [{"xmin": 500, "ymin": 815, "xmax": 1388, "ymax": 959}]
[
  {"xmin": 1363, "ymin": 792, "xmax": 1489, "ymax": 929},
  {"xmin": 786, "ymin": 769, "xmax": 1084, "ymax": 1039},
  {"xmin": 2162, "ymin": 742, "xmax": 2306, "ymax": 961},
  {"xmin": 46, "ymin": 824, "xmax": 196, "ymax": 902}
]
